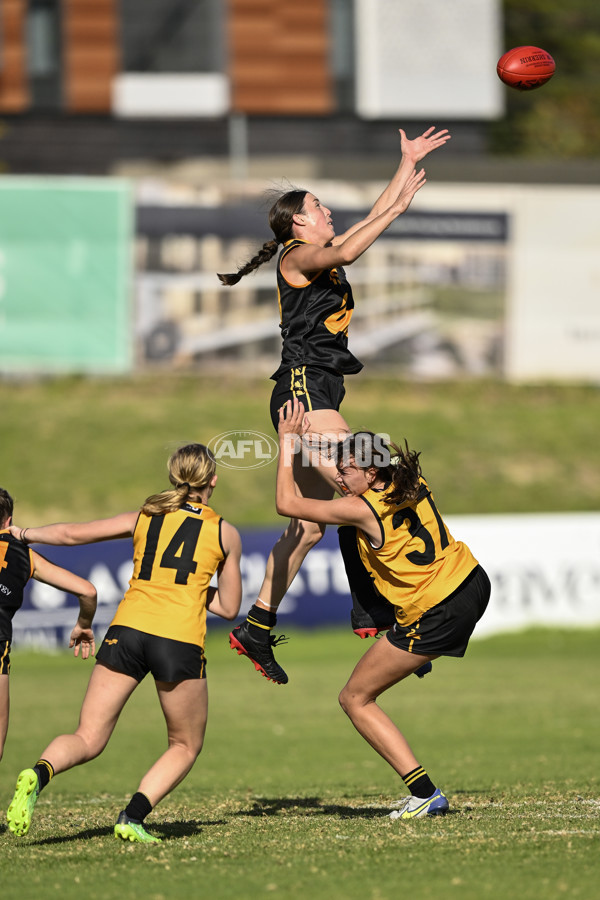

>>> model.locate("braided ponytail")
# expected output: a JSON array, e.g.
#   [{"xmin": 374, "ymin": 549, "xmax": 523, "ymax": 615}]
[
  {"xmin": 217, "ymin": 188, "xmax": 308, "ymax": 286},
  {"xmin": 217, "ymin": 239, "xmax": 279, "ymax": 286}
]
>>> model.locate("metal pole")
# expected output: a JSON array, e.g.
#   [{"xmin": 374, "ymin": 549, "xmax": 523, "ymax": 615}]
[{"xmin": 228, "ymin": 112, "xmax": 248, "ymax": 181}]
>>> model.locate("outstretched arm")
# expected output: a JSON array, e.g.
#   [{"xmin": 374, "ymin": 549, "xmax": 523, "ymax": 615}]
[
  {"xmin": 10, "ymin": 511, "xmax": 138, "ymax": 546},
  {"xmin": 332, "ymin": 126, "xmax": 451, "ymax": 245},
  {"xmin": 365, "ymin": 126, "xmax": 451, "ymax": 221},
  {"xmin": 31, "ymin": 550, "xmax": 97, "ymax": 658},
  {"xmin": 284, "ymin": 167, "xmax": 427, "ymax": 278}
]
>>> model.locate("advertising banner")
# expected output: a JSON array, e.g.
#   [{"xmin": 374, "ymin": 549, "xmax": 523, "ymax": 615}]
[{"xmin": 13, "ymin": 513, "xmax": 600, "ymax": 652}]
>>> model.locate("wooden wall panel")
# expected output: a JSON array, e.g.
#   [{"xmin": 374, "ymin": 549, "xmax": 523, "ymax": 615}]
[
  {"xmin": 229, "ymin": 0, "xmax": 334, "ymax": 115},
  {"xmin": 62, "ymin": 0, "xmax": 120, "ymax": 112},
  {"xmin": 0, "ymin": 0, "xmax": 29, "ymax": 112}
]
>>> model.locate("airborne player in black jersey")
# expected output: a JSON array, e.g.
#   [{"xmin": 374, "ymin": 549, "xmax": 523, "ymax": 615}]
[{"xmin": 218, "ymin": 126, "xmax": 451, "ymax": 684}]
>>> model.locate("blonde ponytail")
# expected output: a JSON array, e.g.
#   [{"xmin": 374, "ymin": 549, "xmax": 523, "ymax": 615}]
[{"xmin": 141, "ymin": 444, "xmax": 216, "ymax": 516}]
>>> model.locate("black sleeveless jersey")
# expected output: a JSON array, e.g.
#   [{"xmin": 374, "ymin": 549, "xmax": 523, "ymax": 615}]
[
  {"xmin": 271, "ymin": 239, "xmax": 364, "ymax": 380},
  {"xmin": 0, "ymin": 530, "xmax": 33, "ymax": 639}
]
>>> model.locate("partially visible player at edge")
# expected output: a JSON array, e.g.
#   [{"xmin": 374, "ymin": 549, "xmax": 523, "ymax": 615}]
[
  {"xmin": 218, "ymin": 126, "xmax": 451, "ymax": 685},
  {"xmin": 0, "ymin": 488, "xmax": 97, "ymax": 763},
  {"xmin": 275, "ymin": 398, "xmax": 490, "ymax": 819},
  {"xmin": 6, "ymin": 444, "xmax": 242, "ymax": 844}
]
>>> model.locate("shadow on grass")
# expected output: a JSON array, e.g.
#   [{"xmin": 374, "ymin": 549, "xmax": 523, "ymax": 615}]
[
  {"xmin": 234, "ymin": 797, "xmax": 461, "ymax": 819},
  {"xmin": 30, "ymin": 826, "xmax": 114, "ymax": 845},
  {"xmin": 28, "ymin": 818, "xmax": 225, "ymax": 845},
  {"xmin": 158, "ymin": 818, "xmax": 225, "ymax": 839}
]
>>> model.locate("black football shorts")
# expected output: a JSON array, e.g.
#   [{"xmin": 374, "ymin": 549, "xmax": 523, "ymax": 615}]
[
  {"xmin": 386, "ymin": 565, "xmax": 491, "ymax": 658},
  {"xmin": 270, "ymin": 365, "xmax": 346, "ymax": 431},
  {"xmin": 96, "ymin": 624, "xmax": 206, "ymax": 682}
]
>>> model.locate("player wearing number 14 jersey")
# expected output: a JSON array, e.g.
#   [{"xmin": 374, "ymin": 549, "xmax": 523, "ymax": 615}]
[
  {"xmin": 109, "ymin": 501, "xmax": 224, "ymax": 648},
  {"xmin": 6, "ymin": 444, "xmax": 242, "ymax": 844}
]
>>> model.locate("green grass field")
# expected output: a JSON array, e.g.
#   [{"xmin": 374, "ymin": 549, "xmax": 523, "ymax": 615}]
[
  {"xmin": 1, "ymin": 627, "xmax": 598, "ymax": 900},
  {"xmin": 2, "ymin": 375, "xmax": 600, "ymax": 524},
  {"xmin": 1, "ymin": 376, "xmax": 599, "ymax": 895}
]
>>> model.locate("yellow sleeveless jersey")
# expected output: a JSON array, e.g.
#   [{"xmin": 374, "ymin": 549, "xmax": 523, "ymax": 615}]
[
  {"xmin": 357, "ymin": 479, "xmax": 478, "ymax": 626},
  {"xmin": 111, "ymin": 502, "xmax": 224, "ymax": 647}
]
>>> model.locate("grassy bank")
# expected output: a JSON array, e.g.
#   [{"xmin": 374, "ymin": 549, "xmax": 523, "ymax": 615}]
[{"xmin": 2, "ymin": 374, "xmax": 598, "ymax": 525}]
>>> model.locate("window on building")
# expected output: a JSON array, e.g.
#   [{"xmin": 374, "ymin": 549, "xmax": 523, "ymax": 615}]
[
  {"xmin": 26, "ymin": 0, "xmax": 62, "ymax": 109},
  {"xmin": 120, "ymin": 0, "xmax": 225, "ymax": 73},
  {"xmin": 330, "ymin": 0, "xmax": 355, "ymax": 112}
]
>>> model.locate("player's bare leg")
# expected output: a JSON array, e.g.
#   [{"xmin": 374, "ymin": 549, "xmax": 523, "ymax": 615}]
[
  {"xmin": 139, "ymin": 678, "xmax": 207, "ymax": 804},
  {"xmin": 7, "ymin": 664, "xmax": 137, "ymax": 836},
  {"xmin": 258, "ymin": 407, "xmax": 350, "ymax": 606},
  {"xmin": 41, "ymin": 663, "xmax": 138, "ymax": 771},
  {"xmin": 115, "ymin": 678, "xmax": 207, "ymax": 844},
  {"xmin": 339, "ymin": 639, "xmax": 448, "ymax": 819},
  {"xmin": 0, "ymin": 673, "xmax": 9, "ymax": 761},
  {"xmin": 230, "ymin": 408, "xmax": 350, "ymax": 683}
]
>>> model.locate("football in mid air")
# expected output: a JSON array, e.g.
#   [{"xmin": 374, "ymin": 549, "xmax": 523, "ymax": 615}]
[{"xmin": 497, "ymin": 46, "xmax": 555, "ymax": 91}]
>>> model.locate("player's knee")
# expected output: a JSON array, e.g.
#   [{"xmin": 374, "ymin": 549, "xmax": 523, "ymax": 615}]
[
  {"xmin": 84, "ymin": 742, "xmax": 106, "ymax": 762},
  {"xmin": 299, "ymin": 520, "xmax": 325, "ymax": 551},
  {"xmin": 76, "ymin": 730, "xmax": 109, "ymax": 762},
  {"xmin": 170, "ymin": 731, "xmax": 204, "ymax": 759},
  {"xmin": 339, "ymin": 683, "xmax": 374, "ymax": 720},
  {"xmin": 189, "ymin": 736, "xmax": 204, "ymax": 759},
  {"xmin": 338, "ymin": 684, "xmax": 355, "ymax": 718}
]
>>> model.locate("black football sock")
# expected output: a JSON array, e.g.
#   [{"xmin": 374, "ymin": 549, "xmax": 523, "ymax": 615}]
[
  {"xmin": 33, "ymin": 759, "xmax": 54, "ymax": 792},
  {"xmin": 125, "ymin": 792, "xmax": 153, "ymax": 823},
  {"xmin": 246, "ymin": 603, "xmax": 277, "ymax": 641},
  {"xmin": 402, "ymin": 766, "xmax": 436, "ymax": 799}
]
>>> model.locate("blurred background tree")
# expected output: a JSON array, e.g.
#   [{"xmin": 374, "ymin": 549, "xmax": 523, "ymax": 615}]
[{"xmin": 492, "ymin": 0, "xmax": 600, "ymax": 156}]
